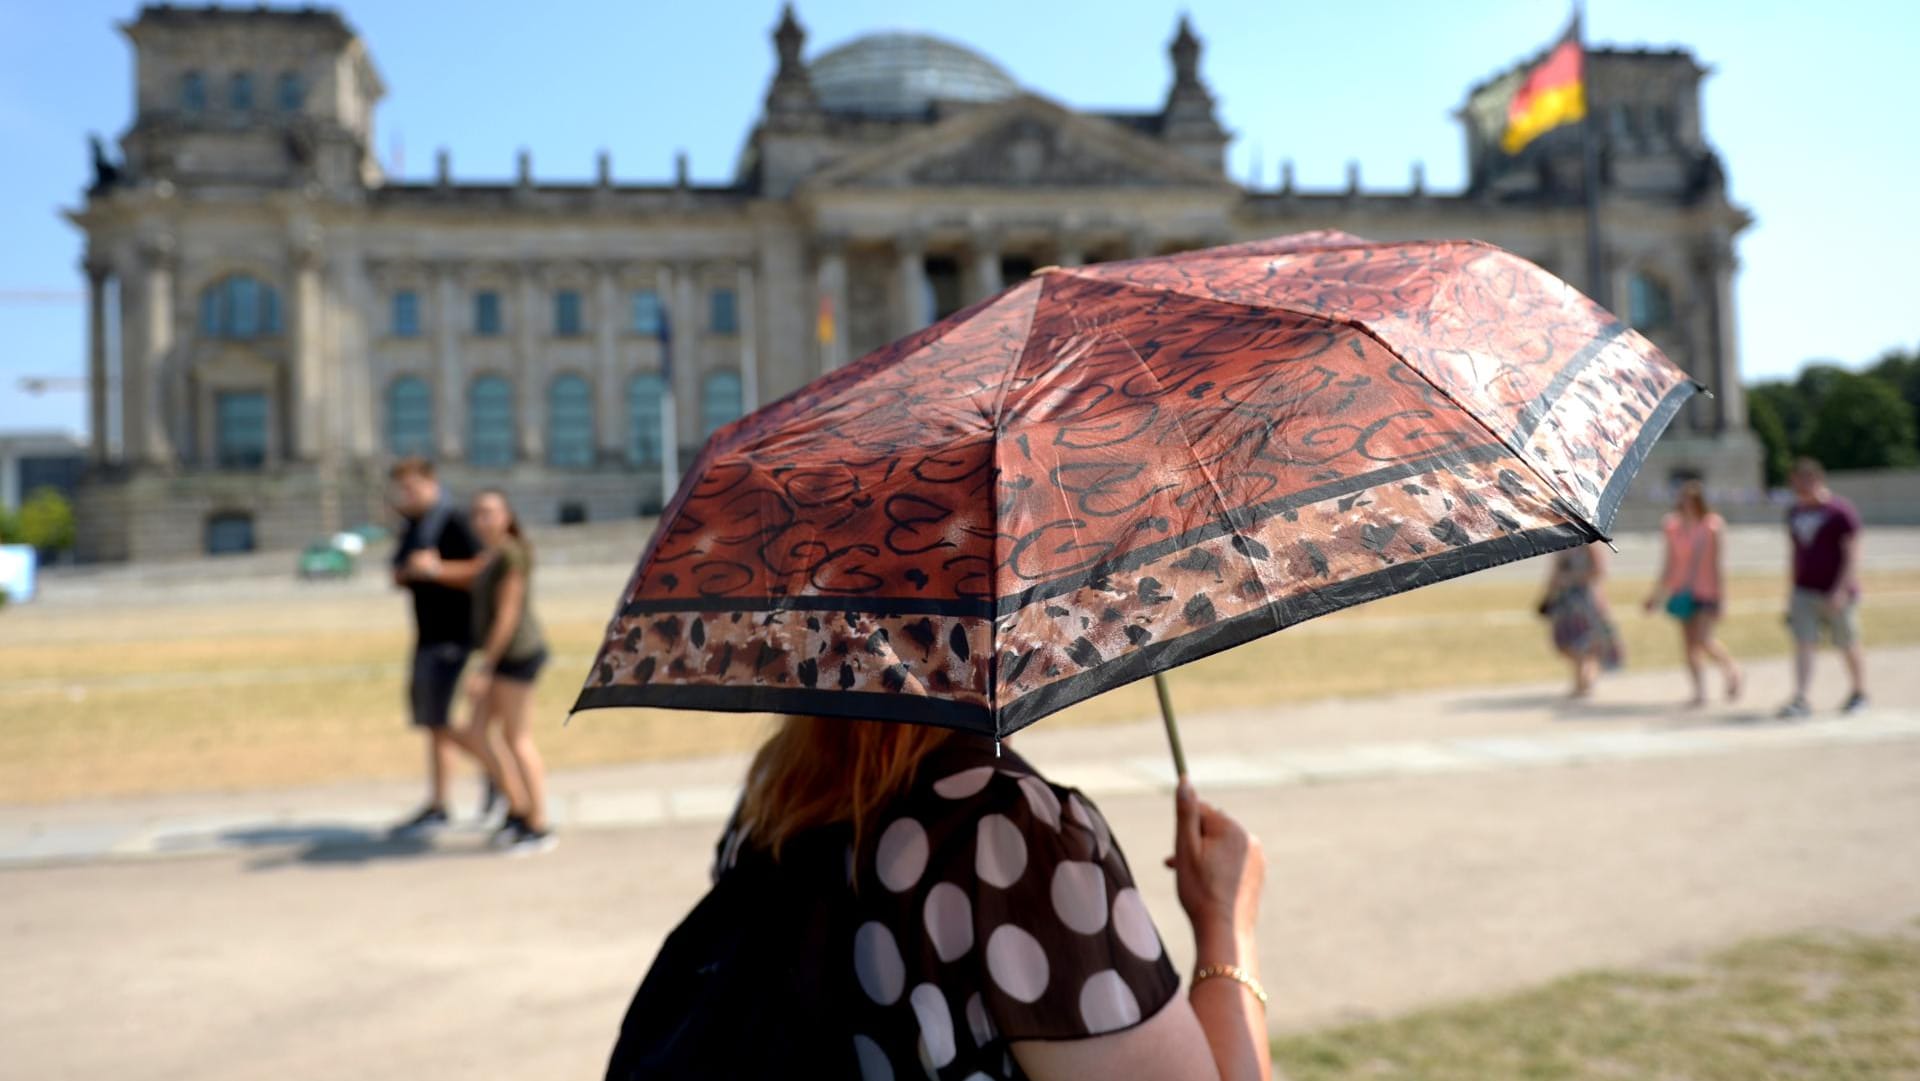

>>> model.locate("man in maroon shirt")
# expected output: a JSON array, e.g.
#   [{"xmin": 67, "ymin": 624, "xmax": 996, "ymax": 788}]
[{"xmin": 1778, "ymin": 458, "xmax": 1868, "ymax": 718}]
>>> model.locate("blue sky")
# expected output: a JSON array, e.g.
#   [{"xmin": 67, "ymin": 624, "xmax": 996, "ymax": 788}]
[{"xmin": 2, "ymin": 0, "xmax": 1914, "ymax": 437}]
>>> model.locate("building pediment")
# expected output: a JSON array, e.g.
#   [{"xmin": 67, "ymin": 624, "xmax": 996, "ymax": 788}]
[{"xmin": 802, "ymin": 95, "xmax": 1230, "ymax": 192}]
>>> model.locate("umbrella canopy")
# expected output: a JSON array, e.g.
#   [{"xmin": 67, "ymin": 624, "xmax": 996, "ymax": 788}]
[{"xmin": 573, "ymin": 231, "xmax": 1697, "ymax": 738}]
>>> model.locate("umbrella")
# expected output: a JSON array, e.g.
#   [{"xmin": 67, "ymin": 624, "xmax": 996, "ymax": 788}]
[{"xmin": 571, "ymin": 231, "xmax": 1699, "ymax": 773}]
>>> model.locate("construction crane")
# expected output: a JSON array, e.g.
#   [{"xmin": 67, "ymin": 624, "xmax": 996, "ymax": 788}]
[{"xmin": 17, "ymin": 377, "xmax": 95, "ymax": 395}]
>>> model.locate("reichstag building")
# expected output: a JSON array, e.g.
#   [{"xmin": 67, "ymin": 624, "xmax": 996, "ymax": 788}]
[{"xmin": 70, "ymin": 4, "xmax": 1756, "ymax": 561}]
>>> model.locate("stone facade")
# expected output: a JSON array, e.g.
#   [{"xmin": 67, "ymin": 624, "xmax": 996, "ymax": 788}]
[{"xmin": 69, "ymin": 5, "xmax": 1756, "ymax": 562}]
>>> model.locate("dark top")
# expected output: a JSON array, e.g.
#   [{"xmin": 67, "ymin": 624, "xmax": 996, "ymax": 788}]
[
  {"xmin": 1788, "ymin": 496, "xmax": 1861, "ymax": 594},
  {"xmin": 710, "ymin": 736, "xmax": 1180, "ymax": 1079},
  {"xmin": 392, "ymin": 500, "xmax": 480, "ymax": 647},
  {"xmin": 472, "ymin": 539, "xmax": 546, "ymax": 663}
]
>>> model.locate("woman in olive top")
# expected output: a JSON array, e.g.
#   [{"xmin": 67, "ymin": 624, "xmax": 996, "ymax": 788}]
[{"xmin": 412, "ymin": 488, "xmax": 554, "ymax": 854}]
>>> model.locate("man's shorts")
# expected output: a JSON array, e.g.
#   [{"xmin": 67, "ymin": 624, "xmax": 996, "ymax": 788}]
[
  {"xmin": 409, "ymin": 643, "xmax": 470, "ymax": 728},
  {"xmin": 1788, "ymin": 588, "xmax": 1860, "ymax": 648}
]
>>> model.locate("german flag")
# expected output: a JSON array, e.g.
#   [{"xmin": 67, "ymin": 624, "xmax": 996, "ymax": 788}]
[{"xmin": 1501, "ymin": 20, "xmax": 1586, "ymax": 155}]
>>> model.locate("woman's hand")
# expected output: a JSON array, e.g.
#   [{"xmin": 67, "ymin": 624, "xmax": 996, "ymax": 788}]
[
  {"xmin": 1167, "ymin": 780, "xmax": 1264, "ymax": 946},
  {"xmin": 404, "ymin": 549, "xmax": 441, "ymax": 581},
  {"xmin": 1643, "ymin": 592, "xmax": 1662, "ymax": 614}
]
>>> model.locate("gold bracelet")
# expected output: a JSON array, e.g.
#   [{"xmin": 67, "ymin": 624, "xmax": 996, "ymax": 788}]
[{"xmin": 1192, "ymin": 963, "xmax": 1269, "ymax": 1007}]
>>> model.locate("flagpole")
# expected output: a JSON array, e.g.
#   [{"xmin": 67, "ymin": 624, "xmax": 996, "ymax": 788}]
[{"xmin": 1577, "ymin": 6, "xmax": 1607, "ymax": 309}]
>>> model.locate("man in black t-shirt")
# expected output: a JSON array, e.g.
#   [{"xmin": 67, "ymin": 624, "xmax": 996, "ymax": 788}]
[{"xmin": 387, "ymin": 457, "xmax": 484, "ymax": 835}]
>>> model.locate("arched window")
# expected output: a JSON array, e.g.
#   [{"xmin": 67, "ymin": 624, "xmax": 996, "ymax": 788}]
[
  {"xmin": 627, "ymin": 373, "xmax": 666, "ymax": 465},
  {"xmin": 468, "ymin": 376, "xmax": 516, "ymax": 468},
  {"xmin": 181, "ymin": 71, "xmax": 207, "ymax": 113},
  {"xmin": 547, "ymin": 374, "xmax": 595, "ymax": 468},
  {"xmin": 700, "ymin": 369, "xmax": 743, "ymax": 439},
  {"xmin": 385, "ymin": 377, "xmax": 434, "ymax": 458},
  {"xmin": 276, "ymin": 72, "xmax": 303, "ymax": 112},
  {"xmin": 1627, "ymin": 273, "xmax": 1674, "ymax": 331},
  {"xmin": 205, "ymin": 512, "xmax": 256, "ymax": 555},
  {"xmin": 228, "ymin": 72, "xmax": 254, "ymax": 111},
  {"xmin": 197, "ymin": 275, "xmax": 283, "ymax": 340}
]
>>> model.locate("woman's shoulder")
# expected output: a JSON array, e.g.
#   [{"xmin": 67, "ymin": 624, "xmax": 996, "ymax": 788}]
[
  {"xmin": 496, "ymin": 537, "xmax": 532, "ymax": 572},
  {"xmin": 894, "ymin": 737, "xmax": 1117, "ymax": 865}
]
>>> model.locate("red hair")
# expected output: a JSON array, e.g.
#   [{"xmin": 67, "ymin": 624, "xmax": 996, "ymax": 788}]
[{"xmin": 737, "ymin": 715, "xmax": 953, "ymax": 858}]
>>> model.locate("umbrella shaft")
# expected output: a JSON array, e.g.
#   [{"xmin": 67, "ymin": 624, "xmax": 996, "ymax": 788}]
[{"xmin": 1153, "ymin": 672, "xmax": 1189, "ymax": 780}]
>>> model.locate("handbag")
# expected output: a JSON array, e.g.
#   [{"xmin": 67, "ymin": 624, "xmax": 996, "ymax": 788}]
[{"xmin": 1663, "ymin": 520, "xmax": 1710, "ymax": 621}]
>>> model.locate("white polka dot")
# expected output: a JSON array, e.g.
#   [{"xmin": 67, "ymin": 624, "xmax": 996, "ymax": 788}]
[
  {"xmin": 876, "ymin": 817, "xmax": 929, "ymax": 893},
  {"xmin": 986, "ymin": 924, "xmax": 1050, "ymax": 1002},
  {"xmin": 1050, "ymin": 861, "xmax": 1109, "ymax": 934},
  {"xmin": 854, "ymin": 921, "xmax": 905, "ymax": 1004},
  {"xmin": 975, "ymin": 814, "xmax": 1028, "ymax": 888},
  {"xmin": 964, "ymin": 992, "xmax": 995, "ymax": 1046},
  {"xmin": 1111, "ymin": 888, "xmax": 1163, "ymax": 961},
  {"xmin": 909, "ymin": 983, "xmax": 957, "ymax": 1069},
  {"xmin": 961, "ymin": 1075, "xmax": 992, "ymax": 1081},
  {"xmin": 1017, "ymin": 774, "xmax": 1062, "ymax": 829},
  {"xmin": 923, "ymin": 882, "xmax": 975, "ymax": 962},
  {"xmin": 933, "ymin": 766, "xmax": 995, "ymax": 799},
  {"xmin": 1078, "ymin": 970, "xmax": 1143, "ymax": 1034},
  {"xmin": 1067, "ymin": 793, "xmax": 1111, "ymax": 859},
  {"xmin": 853, "ymin": 1034, "xmax": 893, "ymax": 1081}
]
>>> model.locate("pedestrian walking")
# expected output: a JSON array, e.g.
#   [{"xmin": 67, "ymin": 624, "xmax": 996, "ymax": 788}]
[
  {"xmin": 1778, "ymin": 458, "xmax": 1868, "ymax": 718},
  {"xmin": 385, "ymin": 458, "xmax": 488, "ymax": 836},
  {"xmin": 1540, "ymin": 541, "xmax": 1622, "ymax": 698},
  {"xmin": 1644, "ymin": 480, "xmax": 1741, "ymax": 706},
  {"xmin": 608, "ymin": 720, "xmax": 1272, "ymax": 1081}
]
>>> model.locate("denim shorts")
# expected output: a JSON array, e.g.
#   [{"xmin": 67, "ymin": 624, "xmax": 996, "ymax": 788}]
[
  {"xmin": 493, "ymin": 648, "xmax": 549, "ymax": 684},
  {"xmin": 409, "ymin": 643, "xmax": 470, "ymax": 728}
]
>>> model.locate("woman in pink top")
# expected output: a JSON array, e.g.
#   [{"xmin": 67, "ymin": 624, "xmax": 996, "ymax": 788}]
[{"xmin": 1644, "ymin": 480, "xmax": 1742, "ymax": 706}]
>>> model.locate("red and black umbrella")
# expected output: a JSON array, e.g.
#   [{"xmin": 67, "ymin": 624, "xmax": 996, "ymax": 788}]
[{"xmin": 572, "ymin": 231, "xmax": 1697, "ymax": 766}]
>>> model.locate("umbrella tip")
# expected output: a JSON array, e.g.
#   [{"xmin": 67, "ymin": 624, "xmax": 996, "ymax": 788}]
[{"xmin": 1033, "ymin": 265, "xmax": 1063, "ymax": 275}]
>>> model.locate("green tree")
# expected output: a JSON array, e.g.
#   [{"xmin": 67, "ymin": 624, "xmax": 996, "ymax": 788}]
[
  {"xmin": 0, "ymin": 505, "xmax": 18, "ymax": 545},
  {"xmin": 15, "ymin": 488, "xmax": 76, "ymax": 554},
  {"xmin": 1747, "ymin": 391, "xmax": 1794, "ymax": 488},
  {"xmin": 1802, "ymin": 372, "xmax": 1919, "ymax": 471},
  {"xmin": 1748, "ymin": 379, "xmax": 1812, "ymax": 452},
  {"xmin": 1867, "ymin": 347, "xmax": 1920, "ymax": 456}
]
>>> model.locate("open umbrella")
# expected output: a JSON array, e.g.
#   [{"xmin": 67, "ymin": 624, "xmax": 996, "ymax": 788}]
[{"xmin": 572, "ymin": 231, "xmax": 1698, "ymax": 773}]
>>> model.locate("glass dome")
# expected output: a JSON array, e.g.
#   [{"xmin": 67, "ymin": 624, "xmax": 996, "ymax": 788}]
[{"xmin": 809, "ymin": 32, "xmax": 1020, "ymax": 117}]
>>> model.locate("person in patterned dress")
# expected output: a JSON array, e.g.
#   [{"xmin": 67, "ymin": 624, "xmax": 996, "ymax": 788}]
[
  {"xmin": 1541, "ymin": 542, "xmax": 1623, "ymax": 698},
  {"xmin": 709, "ymin": 717, "xmax": 1273, "ymax": 1080}
]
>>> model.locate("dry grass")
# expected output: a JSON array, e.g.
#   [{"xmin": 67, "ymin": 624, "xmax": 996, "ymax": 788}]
[
  {"xmin": 1272, "ymin": 923, "xmax": 1920, "ymax": 1080},
  {"xmin": 2, "ymin": 569, "xmax": 1917, "ymax": 803}
]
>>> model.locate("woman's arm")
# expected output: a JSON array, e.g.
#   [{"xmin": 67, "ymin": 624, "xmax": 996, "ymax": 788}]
[
  {"xmin": 1013, "ymin": 781, "xmax": 1273, "ymax": 1081},
  {"xmin": 1646, "ymin": 529, "xmax": 1674, "ymax": 610}
]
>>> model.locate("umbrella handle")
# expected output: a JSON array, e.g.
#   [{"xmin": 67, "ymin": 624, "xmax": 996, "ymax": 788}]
[{"xmin": 1152, "ymin": 672, "xmax": 1188, "ymax": 781}]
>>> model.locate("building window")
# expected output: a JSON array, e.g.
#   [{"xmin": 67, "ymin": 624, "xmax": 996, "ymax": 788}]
[
  {"xmin": 1609, "ymin": 103, "xmax": 1636, "ymax": 143},
  {"xmin": 701, "ymin": 370, "xmax": 743, "ymax": 439},
  {"xmin": 276, "ymin": 72, "xmax": 303, "ymax": 112},
  {"xmin": 198, "ymin": 276, "xmax": 283, "ymax": 339},
  {"xmin": 558, "ymin": 501, "xmax": 588, "ymax": 525},
  {"xmin": 181, "ymin": 71, "xmax": 207, "ymax": 113},
  {"xmin": 391, "ymin": 290, "xmax": 421, "ymax": 337},
  {"xmin": 630, "ymin": 290, "xmax": 664, "ymax": 335},
  {"xmin": 709, "ymin": 287, "xmax": 738, "ymax": 334},
  {"xmin": 228, "ymin": 72, "xmax": 254, "ymax": 111},
  {"xmin": 626, "ymin": 373, "xmax": 666, "ymax": 465},
  {"xmin": 467, "ymin": 376, "xmax": 516, "ymax": 468},
  {"xmin": 1649, "ymin": 104, "xmax": 1675, "ymax": 142},
  {"xmin": 205, "ymin": 512, "xmax": 256, "ymax": 555},
  {"xmin": 1627, "ymin": 273, "xmax": 1674, "ymax": 331},
  {"xmin": 547, "ymin": 374, "xmax": 595, "ymax": 468},
  {"xmin": 215, "ymin": 390, "xmax": 269, "ymax": 470},
  {"xmin": 554, "ymin": 289, "xmax": 584, "ymax": 337},
  {"xmin": 923, "ymin": 256, "xmax": 964, "ymax": 322},
  {"xmin": 473, "ymin": 290, "xmax": 502, "ymax": 336},
  {"xmin": 385, "ymin": 376, "xmax": 434, "ymax": 457}
]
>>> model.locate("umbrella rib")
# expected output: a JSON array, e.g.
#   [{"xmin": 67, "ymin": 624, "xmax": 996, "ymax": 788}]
[{"xmin": 981, "ymin": 279, "xmax": 1051, "ymax": 729}]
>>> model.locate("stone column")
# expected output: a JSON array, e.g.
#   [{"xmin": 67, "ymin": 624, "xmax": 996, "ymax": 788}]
[
  {"xmin": 1127, "ymin": 229, "xmax": 1156, "ymax": 259},
  {"xmin": 673, "ymin": 263, "xmax": 700, "ymax": 450},
  {"xmin": 737, "ymin": 262, "xmax": 759, "ymax": 412},
  {"xmin": 128, "ymin": 237, "xmax": 176, "ymax": 468},
  {"xmin": 290, "ymin": 238, "xmax": 325, "ymax": 463},
  {"xmin": 516, "ymin": 263, "xmax": 544, "ymax": 463},
  {"xmin": 84, "ymin": 257, "xmax": 111, "ymax": 463},
  {"xmin": 594, "ymin": 260, "xmax": 622, "ymax": 461},
  {"xmin": 1055, "ymin": 239, "xmax": 1085, "ymax": 268},
  {"xmin": 654, "ymin": 263, "xmax": 682, "ymax": 488},
  {"xmin": 895, "ymin": 235, "xmax": 928, "ymax": 336},
  {"xmin": 1701, "ymin": 242, "xmax": 1745, "ymax": 433},
  {"xmin": 971, "ymin": 234, "xmax": 1003, "ymax": 303},
  {"xmin": 433, "ymin": 262, "xmax": 464, "ymax": 461},
  {"xmin": 815, "ymin": 239, "xmax": 848, "ymax": 374}
]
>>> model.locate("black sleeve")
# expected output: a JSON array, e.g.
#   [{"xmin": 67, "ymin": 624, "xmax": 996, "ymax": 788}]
[
  {"xmin": 439, "ymin": 510, "xmax": 480, "ymax": 559},
  {"xmin": 390, "ymin": 518, "xmax": 421, "ymax": 569}
]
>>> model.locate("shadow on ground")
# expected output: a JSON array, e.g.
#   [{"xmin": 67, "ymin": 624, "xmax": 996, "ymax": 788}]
[{"xmin": 154, "ymin": 823, "xmax": 502, "ymax": 870}]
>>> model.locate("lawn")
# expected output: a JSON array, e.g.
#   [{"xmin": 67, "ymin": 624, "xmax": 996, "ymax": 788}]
[
  {"xmin": 2, "ymin": 566, "xmax": 1917, "ymax": 803},
  {"xmin": 1272, "ymin": 923, "xmax": 1920, "ymax": 1080}
]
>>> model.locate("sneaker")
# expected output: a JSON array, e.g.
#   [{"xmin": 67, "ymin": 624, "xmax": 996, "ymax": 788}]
[
  {"xmin": 1840, "ymin": 692, "xmax": 1869, "ymax": 715},
  {"xmin": 506, "ymin": 822, "xmax": 557, "ymax": 856},
  {"xmin": 1775, "ymin": 699, "xmax": 1812, "ymax": 721},
  {"xmin": 489, "ymin": 814, "xmax": 526, "ymax": 850},
  {"xmin": 390, "ymin": 805, "xmax": 449, "ymax": 838}
]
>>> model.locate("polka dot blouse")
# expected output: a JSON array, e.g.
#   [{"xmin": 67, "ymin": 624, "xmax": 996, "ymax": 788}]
[{"xmin": 714, "ymin": 736, "xmax": 1179, "ymax": 1080}]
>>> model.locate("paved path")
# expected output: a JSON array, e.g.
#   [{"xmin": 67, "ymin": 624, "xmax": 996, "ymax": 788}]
[{"xmin": 2, "ymin": 649, "xmax": 1915, "ymax": 1080}]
